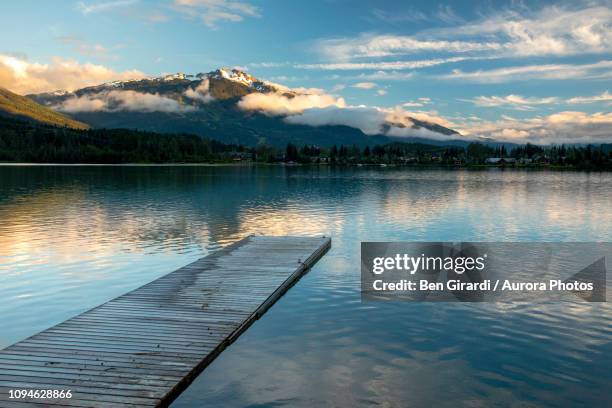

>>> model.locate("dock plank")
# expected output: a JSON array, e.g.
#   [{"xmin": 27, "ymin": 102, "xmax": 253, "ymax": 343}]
[{"xmin": 0, "ymin": 235, "xmax": 331, "ymax": 407}]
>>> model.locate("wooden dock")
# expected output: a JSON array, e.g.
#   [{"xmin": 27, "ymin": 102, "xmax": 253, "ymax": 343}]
[{"xmin": 0, "ymin": 235, "xmax": 331, "ymax": 407}]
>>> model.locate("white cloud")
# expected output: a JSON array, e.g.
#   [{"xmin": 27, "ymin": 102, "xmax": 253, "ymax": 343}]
[
  {"xmin": 352, "ymin": 82, "xmax": 377, "ymax": 89},
  {"xmin": 285, "ymin": 105, "xmax": 458, "ymax": 140},
  {"xmin": 370, "ymin": 7, "xmax": 428, "ymax": 24},
  {"xmin": 232, "ymin": 78, "xmax": 458, "ymax": 139},
  {"xmin": 0, "ymin": 54, "xmax": 145, "ymax": 94},
  {"xmin": 315, "ymin": 34, "xmax": 502, "ymax": 61},
  {"xmin": 434, "ymin": 5, "xmax": 612, "ymax": 57},
  {"xmin": 77, "ymin": 0, "xmax": 138, "ymax": 15},
  {"xmin": 376, "ymin": 89, "xmax": 387, "ymax": 96},
  {"xmin": 173, "ymin": 0, "xmax": 260, "ymax": 28},
  {"xmin": 184, "ymin": 78, "xmax": 214, "ymax": 103},
  {"xmin": 436, "ymin": 4, "xmax": 463, "ymax": 24},
  {"xmin": 285, "ymin": 106, "xmax": 386, "ymax": 135},
  {"xmin": 57, "ymin": 36, "xmax": 121, "ymax": 60},
  {"xmin": 456, "ymin": 111, "xmax": 612, "ymax": 144},
  {"xmin": 466, "ymin": 94, "xmax": 559, "ymax": 110},
  {"xmin": 441, "ymin": 60, "xmax": 612, "ymax": 83},
  {"xmin": 465, "ymin": 91, "xmax": 612, "ymax": 110},
  {"xmin": 313, "ymin": 5, "xmax": 612, "ymax": 62},
  {"xmin": 402, "ymin": 97, "xmax": 431, "ymax": 107},
  {"xmin": 567, "ymin": 90, "xmax": 612, "ymax": 104},
  {"xmin": 56, "ymin": 90, "xmax": 194, "ymax": 113},
  {"xmin": 350, "ymin": 71, "xmax": 415, "ymax": 81},
  {"xmin": 295, "ymin": 57, "xmax": 472, "ymax": 71},
  {"xmin": 237, "ymin": 89, "xmax": 346, "ymax": 116}
]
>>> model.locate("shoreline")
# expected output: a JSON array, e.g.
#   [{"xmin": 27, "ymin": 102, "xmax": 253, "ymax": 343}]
[{"xmin": 0, "ymin": 161, "xmax": 609, "ymax": 171}]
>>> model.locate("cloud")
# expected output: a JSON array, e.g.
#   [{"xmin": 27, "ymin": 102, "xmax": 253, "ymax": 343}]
[
  {"xmin": 376, "ymin": 89, "xmax": 387, "ymax": 96},
  {"xmin": 173, "ymin": 0, "xmax": 260, "ymax": 28},
  {"xmin": 314, "ymin": 5, "xmax": 612, "ymax": 61},
  {"xmin": 315, "ymin": 34, "xmax": 502, "ymax": 61},
  {"xmin": 370, "ymin": 4, "xmax": 463, "ymax": 25},
  {"xmin": 184, "ymin": 78, "xmax": 214, "ymax": 103},
  {"xmin": 234, "ymin": 80, "xmax": 456, "ymax": 139},
  {"xmin": 433, "ymin": 5, "xmax": 612, "ymax": 57},
  {"xmin": 440, "ymin": 60, "xmax": 612, "ymax": 83},
  {"xmin": 566, "ymin": 90, "xmax": 612, "ymax": 104},
  {"xmin": 285, "ymin": 106, "xmax": 386, "ymax": 135},
  {"xmin": 352, "ymin": 82, "xmax": 377, "ymax": 89},
  {"xmin": 295, "ymin": 57, "xmax": 472, "ymax": 71},
  {"xmin": 285, "ymin": 105, "xmax": 458, "ymax": 140},
  {"xmin": 237, "ymin": 89, "xmax": 346, "ymax": 115},
  {"xmin": 436, "ymin": 4, "xmax": 463, "ymax": 24},
  {"xmin": 456, "ymin": 111, "xmax": 612, "ymax": 144},
  {"xmin": 466, "ymin": 94, "xmax": 560, "ymax": 110},
  {"xmin": 351, "ymin": 71, "xmax": 415, "ymax": 81},
  {"xmin": 77, "ymin": 0, "xmax": 138, "ymax": 15},
  {"xmin": 57, "ymin": 36, "xmax": 121, "ymax": 60},
  {"xmin": 370, "ymin": 7, "xmax": 428, "ymax": 24},
  {"xmin": 56, "ymin": 90, "xmax": 194, "ymax": 113},
  {"xmin": 0, "ymin": 54, "xmax": 145, "ymax": 94},
  {"xmin": 465, "ymin": 92, "xmax": 612, "ymax": 110},
  {"xmin": 402, "ymin": 97, "xmax": 431, "ymax": 107}
]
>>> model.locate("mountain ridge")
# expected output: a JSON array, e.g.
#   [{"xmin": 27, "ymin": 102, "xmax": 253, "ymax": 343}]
[
  {"xmin": 0, "ymin": 87, "xmax": 88, "ymax": 129},
  {"xmin": 27, "ymin": 68, "xmax": 462, "ymax": 147}
]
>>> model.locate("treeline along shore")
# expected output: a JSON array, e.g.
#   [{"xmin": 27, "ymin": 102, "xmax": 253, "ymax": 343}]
[{"xmin": 1, "ymin": 117, "xmax": 610, "ymax": 169}]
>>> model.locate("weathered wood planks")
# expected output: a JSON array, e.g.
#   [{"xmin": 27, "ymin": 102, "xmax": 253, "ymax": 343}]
[{"xmin": 0, "ymin": 235, "xmax": 331, "ymax": 407}]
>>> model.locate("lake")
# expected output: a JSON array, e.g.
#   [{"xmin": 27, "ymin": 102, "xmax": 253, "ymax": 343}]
[{"xmin": 1, "ymin": 165, "xmax": 611, "ymax": 407}]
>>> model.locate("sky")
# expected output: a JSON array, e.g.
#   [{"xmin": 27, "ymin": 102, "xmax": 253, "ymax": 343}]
[{"xmin": 0, "ymin": 0, "xmax": 611, "ymax": 144}]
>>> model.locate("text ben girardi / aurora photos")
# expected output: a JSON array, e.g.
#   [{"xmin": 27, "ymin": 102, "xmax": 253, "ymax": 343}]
[{"xmin": 370, "ymin": 253, "xmax": 594, "ymax": 292}]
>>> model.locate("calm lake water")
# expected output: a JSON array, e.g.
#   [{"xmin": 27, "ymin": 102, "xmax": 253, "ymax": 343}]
[{"xmin": 1, "ymin": 165, "xmax": 611, "ymax": 407}]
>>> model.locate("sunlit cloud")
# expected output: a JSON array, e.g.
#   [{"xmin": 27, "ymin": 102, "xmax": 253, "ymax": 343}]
[
  {"xmin": 566, "ymin": 91, "xmax": 612, "ymax": 104},
  {"xmin": 284, "ymin": 105, "xmax": 459, "ymax": 141},
  {"xmin": 56, "ymin": 90, "xmax": 195, "ymax": 113},
  {"xmin": 237, "ymin": 88, "xmax": 346, "ymax": 116},
  {"xmin": 430, "ymin": 5, "xmax": 612, "ymax": 57},
  {"xmin": 465, "ymin": 94, "xmax": 560, "ymax": 110},
  {"xmin": 295, "ymin": 57, "xmax": 472, "ymax": 71},
  {"xmin": 56, "ymin": 35, "xmax": 122, "ymax": 60},
  {"xmin": 314, "ymin": 34, "xmax": 501, "ymax": 61},
  {"xmin": 77, "ymin": 0, "xmax": 139, "ymax": 15},
  {"xmin": 456, "ymin": 111, "xmax": 612, "ymax": 144},
  {"xmin": 184, "ymin": 78, "xmax": 214, "ymax": 103},
  {"xmin": 440, "ymin": 60, "xmax": 612, "ymax": 83},
  {"xmin": 352, "ymin": 82, "xmax": 377, "ymax": 89},
  {"xmin": 464, "ymin": 92, "xmax": 612, "ymax": 110},
  {"xmin": 402, "ymin": 97, "xmax": 431, "ymax": 107},
  {"xmin": 317, "ymin": 5, "xmax": 612, "ymax": 61},
  {"xmin": 173, "ymin": 0, "xmax": 261, "ymax": 28},
  {"xmin": 0, "ymin": 54, "xmax": 145, "ymax": 94}
]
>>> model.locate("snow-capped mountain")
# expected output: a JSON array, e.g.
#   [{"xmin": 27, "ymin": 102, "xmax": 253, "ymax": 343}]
[{"xmin": 27, "ymin": 68, "xmax": 460, "ymax": 147}]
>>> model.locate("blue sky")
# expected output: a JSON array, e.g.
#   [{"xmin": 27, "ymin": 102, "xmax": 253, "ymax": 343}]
[{"xmin": 0, "ymin": 0, "xmax": 610, "ymax": 143}]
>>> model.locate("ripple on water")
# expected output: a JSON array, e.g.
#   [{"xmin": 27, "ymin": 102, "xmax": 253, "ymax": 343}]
[{"xmin": 0, "ymin": 166, "xmax": 610, "ymax": 407}]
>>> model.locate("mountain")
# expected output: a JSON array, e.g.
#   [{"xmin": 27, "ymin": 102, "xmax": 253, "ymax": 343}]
[
  {"xmin": 27, "ymin": 68, "xmax": 460, "ymax": 147},
  {"xmin": 0, "ymin": 87, "xmax": 88, "ymax": 129}
]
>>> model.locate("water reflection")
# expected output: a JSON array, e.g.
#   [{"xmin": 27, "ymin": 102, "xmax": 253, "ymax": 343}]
[{"xmin": 0, "ymin": 165, "xmax": 611, "ymax": 407}]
